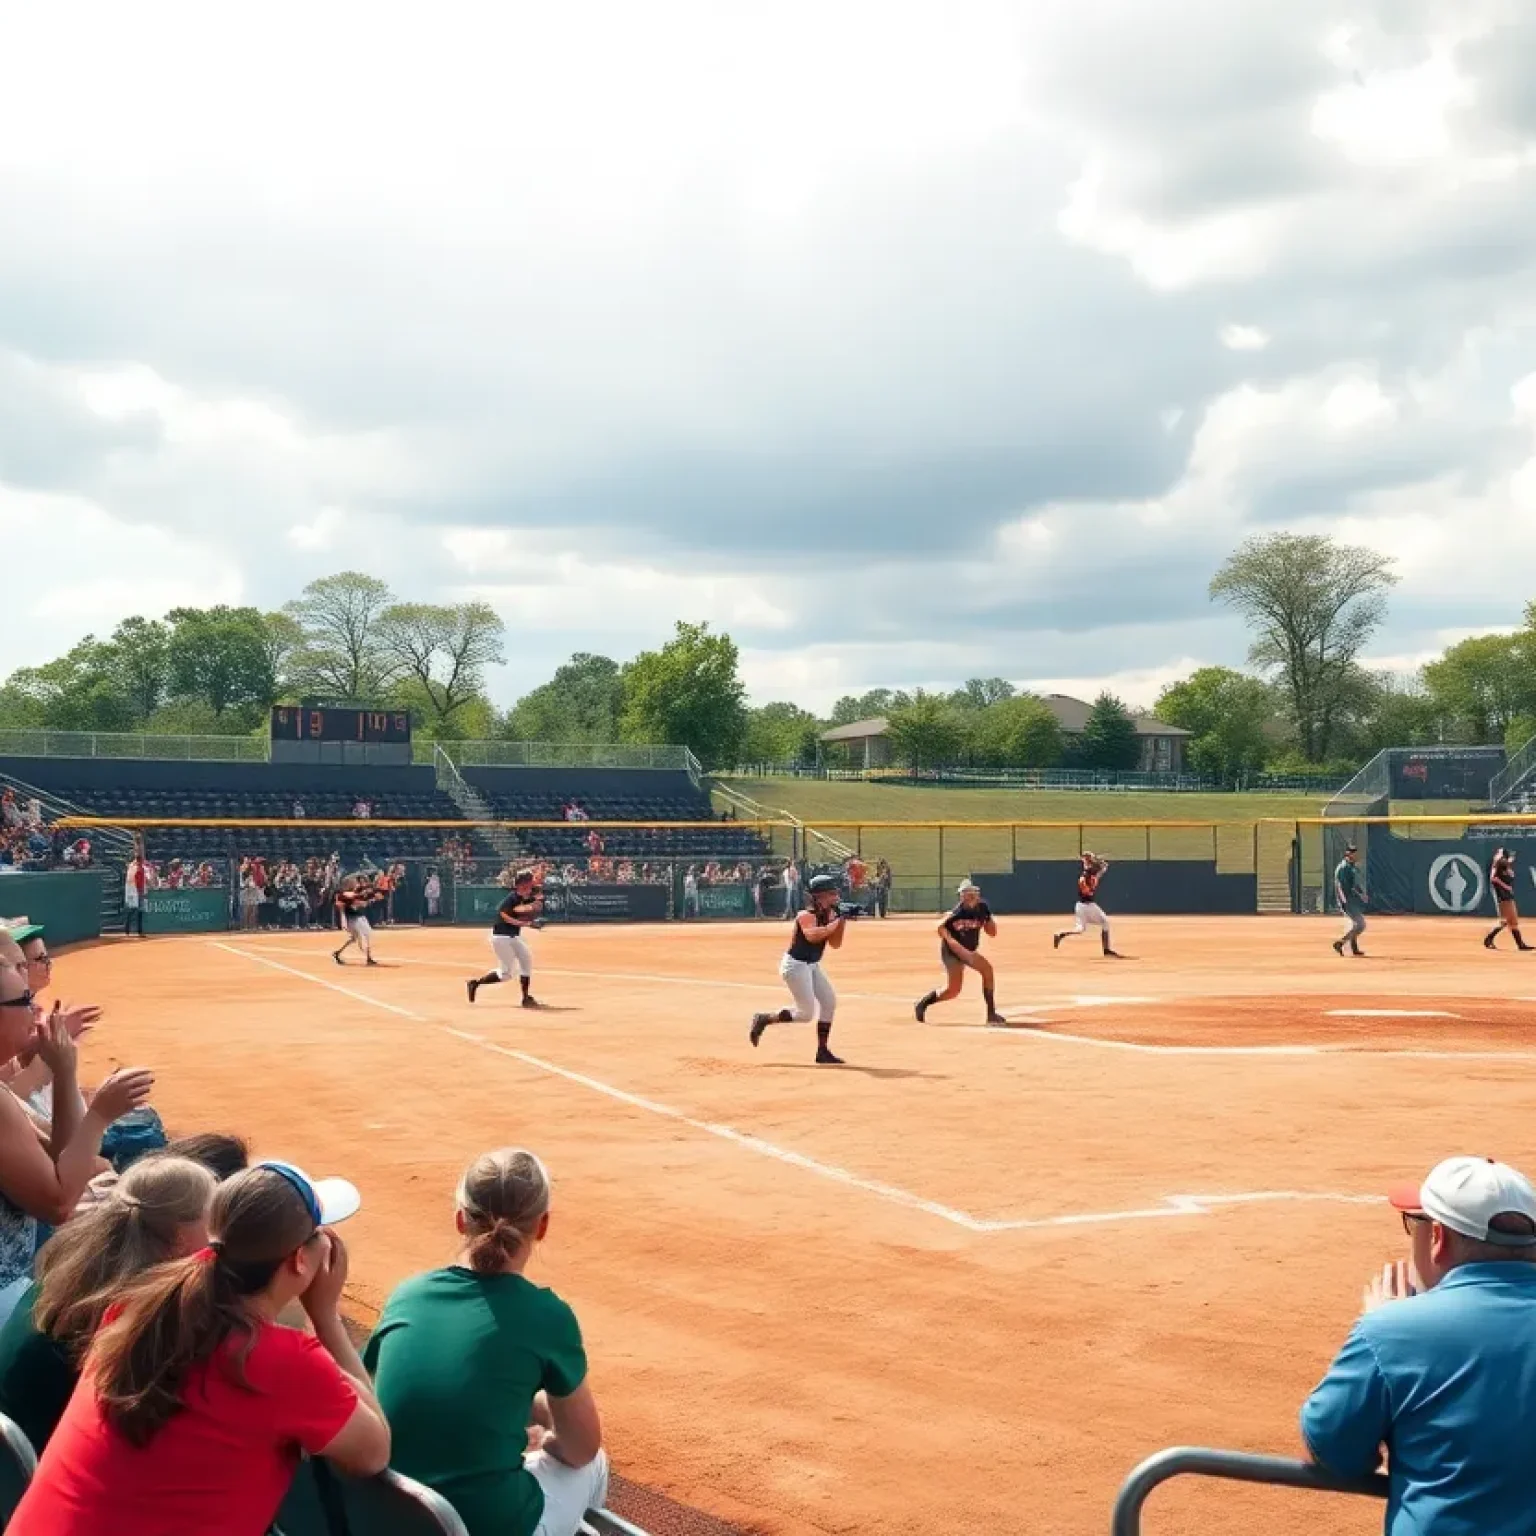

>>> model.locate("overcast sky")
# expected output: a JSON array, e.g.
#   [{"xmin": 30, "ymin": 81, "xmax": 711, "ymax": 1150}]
[{"xmin": 2, "ymin": 1, "xmax": 1534, "ymax": 716}]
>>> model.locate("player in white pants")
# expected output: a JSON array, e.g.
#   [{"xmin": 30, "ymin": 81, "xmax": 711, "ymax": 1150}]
[
  {"xmin": 467, "ymin": 870, "xmax": 542, "ymax": 1008},
  {"xmin": 749, "ymin": 874, "xmax": 847, "ymax": 1064},
  {"xmin": 1053, "ymin": 853, "xmax": 1122, "ymax": 958},
  {"xmin": 333, "ymin": 876, "xmax": 378, "ymax": 966}
]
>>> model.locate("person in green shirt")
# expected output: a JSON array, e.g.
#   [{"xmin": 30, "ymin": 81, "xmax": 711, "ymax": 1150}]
[
  {"xmin": 0, "ymin": 1154, "xmax": 215, "ymax": 1451},
  {"xmin": 364, "ymin": 1149, "xmax": 608, "ymax": 1536},
  {"xmin": 1332, "ymin": 845, "xmax": 1368, "ymax": 957}
]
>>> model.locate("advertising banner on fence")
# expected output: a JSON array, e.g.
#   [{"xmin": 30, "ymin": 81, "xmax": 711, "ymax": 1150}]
[
  {"xmin": 694, "ymin": 884, "xmax": 755, "ymax": 918},
  {"xmin": 456, "ymin": 883, "xmax": 670, "ymax": 924},
  {"xmin": 1356, "ymin": 829, "xmax": 1536, "ymax": 916},
  {"xmin": 143, "ymin": 889, "xmax": 229, "ymax": 933}
]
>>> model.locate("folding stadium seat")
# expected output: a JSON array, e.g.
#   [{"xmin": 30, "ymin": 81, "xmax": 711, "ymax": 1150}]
[{"xmin": 0, "ymin": 1410, "xmax": 38, "ymax": 1524}]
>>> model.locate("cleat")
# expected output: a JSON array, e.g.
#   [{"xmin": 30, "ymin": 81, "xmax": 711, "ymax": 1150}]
[
  {"xmin": 332, "ymin": 951, "xmax": 344, "ymax": 966},
  {"xmin": 521, "ymin": 994, "xmax": 539, "ymax": 1009},
  {"xmin": 815, "ymin": 1048, "xmax": 845, "ymax": 1066},
  {"xmin": 915, "ymin": 997, "xmax": 929, "ymax": 1023},
  {"xmin": 1332, "ymin": 940, "xmax": 1344, "ymax": 956},
  {"xmin": 750, "ymin": 1013, "xmax": 770, "ymax": 1047},
  {"xmin": 467, "ymin": 979, "xmax": 479, "ymax": 1003},
  {"xmin": 1103, "ymin": 950, "xmax": 1124, "ymax": 959},
  {"xmin": 986, "ymin": 1012, "xmax": 1008, "ymax": 1026},
  {"xmin": 365, "ymin": 957, "xmax": 379, "ymax": 967},
  {"xmin": 1485, "ymin": 935, "xmax": 1498, "ymax": 950},
  {"xmin": 1052, "ymin": 933, "xmax": 1063, "ymax": 950}
]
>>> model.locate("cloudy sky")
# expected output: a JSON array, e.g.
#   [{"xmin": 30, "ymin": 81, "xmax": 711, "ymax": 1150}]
[{"xmin": 3, "ymin": 0, "xmax": 1534, "ymax": 715}]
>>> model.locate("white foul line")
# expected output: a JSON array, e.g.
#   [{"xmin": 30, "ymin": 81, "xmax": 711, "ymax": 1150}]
[{"xmin": 212, "ymin": 943, "xmax": 1387, "ymax": 1232}]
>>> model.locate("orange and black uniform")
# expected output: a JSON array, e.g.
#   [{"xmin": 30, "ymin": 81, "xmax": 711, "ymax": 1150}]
[
  {"xmin": 1486, "ymin": 853, "xmax": 1531, "ymax": 950},
  {"xmin": 1077, "ymin": 867, "xmax": 1101, "ymax": 903}
]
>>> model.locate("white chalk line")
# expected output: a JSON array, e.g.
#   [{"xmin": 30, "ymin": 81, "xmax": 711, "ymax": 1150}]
[
  {"xmin": 221, "ymin": 939, "xmax": 1536, "ymax": 1062},
  {"xmin": 211, "ymin": 943, "xmax": 1382, "ymax": 1233},
  {"xmin": 1325, "ymin": 1009, "xmax": 1459, "ymax": 1019}
]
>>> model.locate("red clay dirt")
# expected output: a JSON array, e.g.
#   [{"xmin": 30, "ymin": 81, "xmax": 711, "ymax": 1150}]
[{"xmin": 52, "ymin": 914, "xmax": 1536, "ymax": 1536}]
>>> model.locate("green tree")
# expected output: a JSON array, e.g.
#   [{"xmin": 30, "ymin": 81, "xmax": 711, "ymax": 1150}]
[
  {"xmin": 1507, "ymin": 715, "xmax": 1536, "ymax": 754},
  {"xmin": 883, "ymin": 691, "xmax": 967, "ymax": 769},
  {"xmin": 260, "ymin": 611, "xmax": 305, "ymax": 694},
  {"xmin": 504, "ymin": 654, "xmax": 625, "ymax": 743},
  {"xmin": 1154, "ymin": 667, "xmax": 1275, "ymax": 780},
  {"xmin": 619, "ymin": 622, "xmax": 748, "ymax": 767},
  {"xmin": 2, "ymin": 639, "xmax": 138, "ymax": 733},
  {"xmin": 1421, "ymin": 633, "xmax": 1536, "ymax": 744},
  {"xmin": 108, "ymin": 617, "xmax": 171, "ymax": 721},
  {"xmin": 828, "ymin": 688, "xmax": 909, "ymax": 726},
  {"xmin": 377, "ymin": 601, "xmax": 506, "ymax": 731},
  {"xmin": 283, "ymin": 572, "xmax": 402, "ymax": 702},
  {"xmin": 1349, "ymin": 675, "xmax": 1446, "ymax": 756},
  {"xmin": 969, "ymin": 694, "xmax": 1063, "ymax": 768},
  {"xmin": 1210, "ymin": 533, "xmax": 1397, "ymax": 761},
  {"xmin": 741, "ymin": 702, "xmax": 823, "ymax": 765},
  {"xmin": 1076, "ymin": 693, "xmax": 1140, "ymax": 770},
  {"xmin": 164, "ymin": 606, "xmax": 277, "ymax": 723},
  {"xmin": 949, "ymin": 678, "xmax": 1016, "ymax": 711}
]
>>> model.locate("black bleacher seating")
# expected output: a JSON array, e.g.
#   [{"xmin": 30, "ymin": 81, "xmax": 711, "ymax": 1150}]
[{"xmin": 274, "ymin": 1459, "xmax": 470, "ymax": 1536}]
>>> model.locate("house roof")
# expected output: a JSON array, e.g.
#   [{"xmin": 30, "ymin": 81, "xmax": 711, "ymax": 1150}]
[
  {"xmin": 819, "ymin": 716, "xmax": 891, "ymax": 743},
  {"xmin": 818, "ymin": 699, "xmax": 1189, "ymax": 743},
  {"xmin": 1038, "ymin": 694, "xmax": 1191, "ymax": 738}
]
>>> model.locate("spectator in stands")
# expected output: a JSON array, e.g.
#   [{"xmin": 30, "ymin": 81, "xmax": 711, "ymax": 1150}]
[
  {"xmin": 62, "ymin": 838, "xmax": 91, "ymax": 870},
  {"xmin": 75, "ymin": 1130, "xmax": 250, "ymax": 1213},
  {"xmin": 274, "ymin": 861, "xmax": 306, "ymax": 930},
  {"xmin": 846, "ymin": 854, "xmax": 867, "ymax": 893},
  {"xmin": 291, "ymin": 798, "xmax": 306, "ymax": 819},
  {"xmin": 352, "ymin": 796, "xmax": 372, "ymax": 820},
  {"xmin": 682, "ymin": 866, "xmax": 699, "ymax": 919},
  {"xmin": 1301, "ymin": 1156, "xmax": 1536, "ymax": 1534},
  {"xmin": 9, "ymin": 1162, "xmax": 390, "ymax": 1536},
  {"xmin": 0, "ymin": 1153, "xmax": 217, "ymax": 1450},
  {"xmin": 782, "ymin": 860, "xmax": 802, "ymax": 919},
  {"xmin": 193, "ymin": 860, "xmax": 218, "ymax": 889},
  {"xmin": 424, "ymin": 867, "xmax": 442, "ymax": 922},
  {"xmin": 0, "ymin": 971, "xmax": 154, "ymax": 1325},
  {"xmin": 0, "ymin": 790, "xmax": 18, "ymax": 830},
  {"xmin": 237, "ymin": 860, "xmax": 262, "ymax": 932},
  {"xmin": 123, "ymin": 849, "xmax": 152, "ymax": 939},
  {"xmin": 873, "ymin": 859, "xmax": 892, "ymax": 918},
  {"xmin": 364, "ymin": 1148, "xmax": 608, "ymax": 1536}
]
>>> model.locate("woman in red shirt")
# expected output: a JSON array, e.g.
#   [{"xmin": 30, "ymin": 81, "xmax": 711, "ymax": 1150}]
[{"xmin": 10, "ymin": 1161, "xmax": 390, "ymax": 1536}]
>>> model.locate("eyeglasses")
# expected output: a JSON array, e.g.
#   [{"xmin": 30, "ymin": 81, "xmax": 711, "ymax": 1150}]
[
  {"xmin": 30, "ymin": 954, "xmax": 50, "ymax": 969},
  {"xmin": 1402, "ymin": 1213, "xmax": 1430, "ymax": 1236},
  {"xmin": 0, "ymin": 988, "xmax": 34, "ymax": 1009}
]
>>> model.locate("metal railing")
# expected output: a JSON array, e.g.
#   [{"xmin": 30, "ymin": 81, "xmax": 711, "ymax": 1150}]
[
  {"xmin": 1489, "ymin": 732, "xmax": 1536, "ymax": 806},
  {"xmin": 423, "ymin": 741, "xmax": 695, "ymax": 771},
  {"xmin": 728, "ymin": 764, "xmax": 1352, "ymax": 793},
  {"xmin": 0, "ymin": 730, "xmax": 267, "ymax": 762},
  {"xmin": 1112, "ymin": 1447, "xmax": 1386, "ymax": 1533}
]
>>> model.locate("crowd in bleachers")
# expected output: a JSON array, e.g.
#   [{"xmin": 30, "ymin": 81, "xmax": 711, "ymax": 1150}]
[
  {"xmin": 0, "ymin": 914, "xmax": 615, "ymax": 1535},
  {"xmin": 0, "ymin": 792, "xmax": 92, "ymax": 875}
]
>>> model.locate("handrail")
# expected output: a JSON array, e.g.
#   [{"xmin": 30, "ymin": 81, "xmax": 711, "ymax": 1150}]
[
  {"xmin": 1489, "ymin": 732, "xmax": 1536, "ymax": 806},
  {"xmin": 1111, "ymin": 1447, "xmax": 1387, "ymax": 1534}
]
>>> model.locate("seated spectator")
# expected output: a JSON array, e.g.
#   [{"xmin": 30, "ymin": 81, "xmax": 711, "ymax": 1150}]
[
  {"xmin": 0, "ymin": 970, "xmax": 153, "ymax": 1324},
  {"xmin": 76, "ymin": 1129, "xmax": 250, "ymax": 1213},
  {"xmin": 364, "ymin": 1148, "xmax": 608, "ymax": 1536},
  {"xmin": 9, "ymin": 1162, "xmax": 390, "ymax": 1536},
  {"xmin": 1301, "ymin": 1156, "xmax": 1536, "ymax": 1534},
  {"xmin": 292, "ymin": 798, "xmax": 307, "ymax": 819},
  {"xmin": 0, "ymin": 1154, "xmax": 216, "ymax": 1450}
]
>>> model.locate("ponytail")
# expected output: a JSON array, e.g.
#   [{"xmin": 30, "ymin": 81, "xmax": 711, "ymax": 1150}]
[
  {"xmin": 456, "ymin": 1149, "xmax": 550, "ymax": 1276},
  {"xmin": 86, "ymin": 1165, "xmax": 318, "ymax": 1446}
]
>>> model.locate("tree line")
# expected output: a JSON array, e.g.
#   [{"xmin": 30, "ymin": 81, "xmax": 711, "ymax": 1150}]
[{"xmin": 4, "ymin": 537, "xmax": 1536, "ymax": 774}]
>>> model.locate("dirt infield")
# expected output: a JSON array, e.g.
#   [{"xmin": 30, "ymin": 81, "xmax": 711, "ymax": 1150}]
[{"xmin": 55, "ymin": 914, "xmax": 1536, "ymax": 1535}]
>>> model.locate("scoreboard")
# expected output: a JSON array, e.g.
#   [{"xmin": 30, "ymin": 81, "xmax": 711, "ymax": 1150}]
[{"xmin": 269, "ymin": 706, "xmax": 413, "ymax": 766}]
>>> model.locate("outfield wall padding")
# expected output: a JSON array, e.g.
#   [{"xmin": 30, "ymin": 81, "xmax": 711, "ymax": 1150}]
[
  {"xmin": 0, "ymin": 872, "xmax": 105, "ymax": 944},
  {"xmin": 973, "ymin": 860, "xmax": 1258, "ymax": 915}
]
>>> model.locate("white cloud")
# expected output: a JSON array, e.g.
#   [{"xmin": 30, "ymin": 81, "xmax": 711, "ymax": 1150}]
[
  {"xmin": 1, "ymin": 0, "xmax": 1535, "ymax": 723},
  {"xmin": 1220, "ymin": 324, "xmax": 1270, "ymax": 352}
]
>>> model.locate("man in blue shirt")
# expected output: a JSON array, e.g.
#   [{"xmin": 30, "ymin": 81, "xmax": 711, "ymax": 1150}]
[
  {"xmin": 1301, "ymin": 1156, "xmax": 1536, "ymax": 1535},
  {"xmin": 1332, "ymin": 844, "xmax": 1367, "ymax": 957}
]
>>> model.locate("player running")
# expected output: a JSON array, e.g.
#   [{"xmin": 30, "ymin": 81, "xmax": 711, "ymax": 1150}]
[
  {"xmin": 915, "ymin": 881, "xmax": 1006, "ymax": 1025},
  {"xmin": 332, "ymin": 875, "xmax": 378, "ymax": 966},
  {"xmin": 467, "ymin": 869, "xmax": 544, "ymax": 1007},
  {"xmin": 749, "ymin": 874, "xmax": 847, "ymax": 1065},
  {"xmin": 1332, "ymin": 844, "xmax": 1367, "ymax": 957},
  {"xmin": 1053, "ymin": 853, "xmax": 1121, "ymax": 958},
  {"xmin": 1485, "ymin": 847, "xmax": 1532, "ymax": 951}
]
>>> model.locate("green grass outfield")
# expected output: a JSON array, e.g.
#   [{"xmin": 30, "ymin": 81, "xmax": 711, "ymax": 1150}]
[{"xmin": 717, "ymin": 778, "xmax": 1335, "ymax": 902}]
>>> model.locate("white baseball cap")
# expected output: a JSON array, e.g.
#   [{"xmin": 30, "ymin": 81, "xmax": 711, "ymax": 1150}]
[
  {"xmin": 1389, "ymin": 1156, "xmax": 1536, "ymax": 1246},
  {"xmin": 957, "ymin": 880, "xmax": 980, "ymax": 894},
  {"xmin": 257, "ymin": 1161, "xmax": 362, "ymax": 1228}
]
